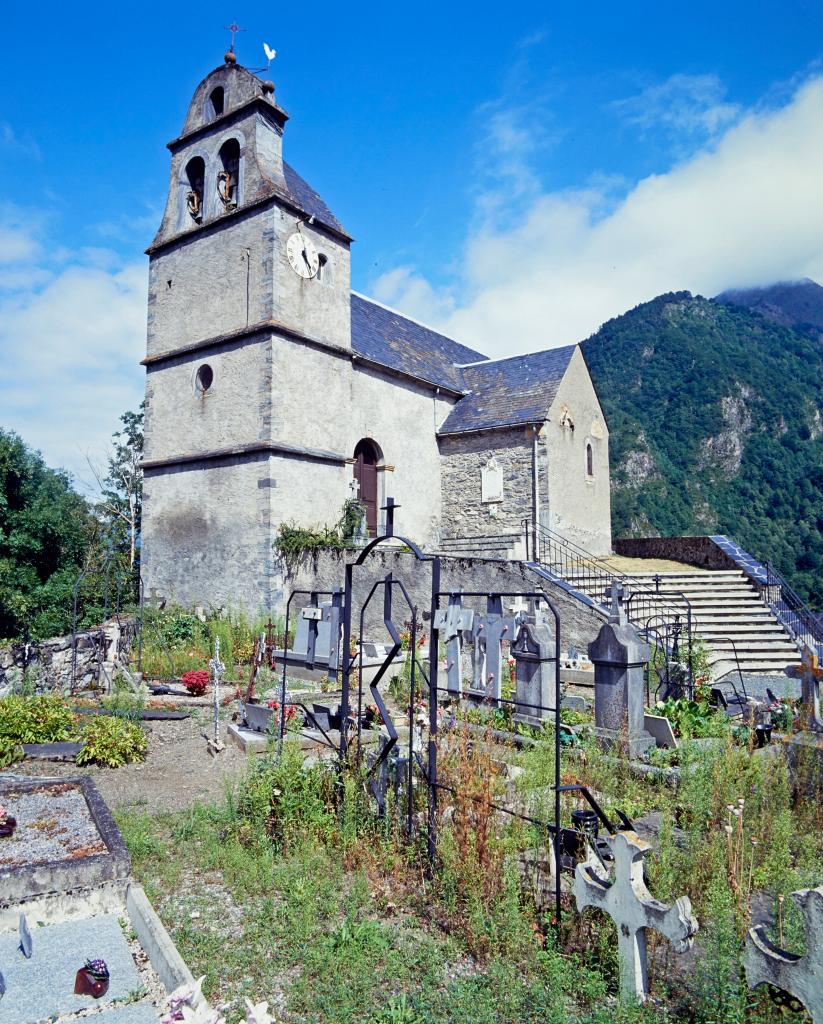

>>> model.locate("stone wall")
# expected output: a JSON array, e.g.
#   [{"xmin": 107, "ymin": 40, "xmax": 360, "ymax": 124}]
[
  {"xmin": 613, "ymin": 536, "xmax": 739, "ymax": 571},
  {"xmin": 287, "ymin": 548, "xmax": 606, "ymax": 653},
  {"xmin": 0, "ymin": 620, "xmax": 134, "ymax": 698},
  {"xmin": 439, "ymin": 426, "xmax": 543, "ymax": 539}
]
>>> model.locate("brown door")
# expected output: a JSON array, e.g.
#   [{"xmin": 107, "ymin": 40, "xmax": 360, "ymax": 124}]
[{"xmin": 354, "ymin": 439, "xmax": 379, "ymax": 536}]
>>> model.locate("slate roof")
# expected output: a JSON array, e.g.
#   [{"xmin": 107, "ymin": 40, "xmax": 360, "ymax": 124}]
[
  {"xmin": 438, "ymin": 345, "xmax": 578, "ymax": 435},
  {"xmin": 350, "ymin": 293, "xmax": 488, "ymax": 391},
  {"xmin": 283, "ymin": 163, "xmax": 347, "ymax": 236}
]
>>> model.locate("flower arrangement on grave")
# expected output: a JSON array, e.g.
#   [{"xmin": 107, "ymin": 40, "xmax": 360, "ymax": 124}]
[
  {"xmin": 181, "ymin": 670, "xmax": 210, "ymax": 696},
  {"xmin": 0, "ymin": 804, "xmax": 17, "ymax": 838},
  {"xmin": 74, "ymin": 957, "xmax": 110, "ymax": 998},
  {"xmin": 161, "ymin": 975, "xmax": 276, "ymax": 1024},
  {"xmin": 363, "ymin": 702, "xmax": 380, "ymax": 728},
  {"xmin": 266, "ymin": 699, "xmax": 298, "ymax": 722}
]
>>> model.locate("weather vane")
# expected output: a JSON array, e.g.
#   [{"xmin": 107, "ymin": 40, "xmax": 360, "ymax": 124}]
[{"xmin": 224, "ymin": 21, "xmax": 245, "ymax": 53}]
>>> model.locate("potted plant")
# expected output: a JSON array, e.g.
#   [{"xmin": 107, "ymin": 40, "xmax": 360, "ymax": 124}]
[{"xmin": 74, "ymin": 958, "xmax": 110, "ymax": 998}]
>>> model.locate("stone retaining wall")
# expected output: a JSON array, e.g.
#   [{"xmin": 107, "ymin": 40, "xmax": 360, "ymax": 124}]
[
  {"xmin": 0, "ymin": 619, "xmax": 135, "ymax": 697},
  {"xmin": 613, "ymin": 535, "xmax": 739, "ymax": 571}
]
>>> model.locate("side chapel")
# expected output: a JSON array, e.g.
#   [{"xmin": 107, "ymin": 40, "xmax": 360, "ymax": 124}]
[{"xmin": 141, "ymin": 53, "xmax": 612, "ymax": 611}]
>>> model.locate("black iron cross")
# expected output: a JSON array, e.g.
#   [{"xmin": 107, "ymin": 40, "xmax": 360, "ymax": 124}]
[{"xmin": 382, "ymin": 497, "xmax": 400, "ymax": 538}]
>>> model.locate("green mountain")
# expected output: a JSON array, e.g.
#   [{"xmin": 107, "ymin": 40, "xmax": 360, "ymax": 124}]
[
  {"xmin": 716, "ymin": 278, "xmax": 823, "ymax": 341},
  {"xmin": 582, "ymin": 291, "xmax": 823, "ymax": 608}
]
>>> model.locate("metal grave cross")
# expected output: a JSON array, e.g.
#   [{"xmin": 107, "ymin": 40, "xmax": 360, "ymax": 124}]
[
  {"xmin": 433, "ymin": 593, "xmax": 474, "ymax": 698},
  {"xmin": 574, "ymin": 830, "xmax": 698, "ymax": 1003},
  {"xmin": 468, "ymin": 596, "xmax": 515, "ymax": 705},
  {"xmin": 745, "ymin": 885, "xmax": 823, "ymax": 1024},
  {"xmin": 208, "ymin": 637, "xmax": 226, "ymax": 751}
]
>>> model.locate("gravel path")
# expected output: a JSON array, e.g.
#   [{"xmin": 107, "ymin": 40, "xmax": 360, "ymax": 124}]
[{"xmin": 6, "ymin": 712, "xmax": 249, "ymax": 813}]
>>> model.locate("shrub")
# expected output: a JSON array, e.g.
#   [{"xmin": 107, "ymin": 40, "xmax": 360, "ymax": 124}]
[
  {"xmin": 181, "ymin": 670, "xmax": 210, "ymax": 696},
  {"xmin": 0, "ymin": 735, "xmax": 24, "ymax": 768},
  {"xmin": 0, "ymin": 694, "xmax": 76, "ymax": 743},
  {"xmin": 77, "ymin": 716, "xmax": 147, "ymax": 768}
]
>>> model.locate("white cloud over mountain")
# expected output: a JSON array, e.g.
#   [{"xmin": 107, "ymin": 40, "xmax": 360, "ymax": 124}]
[{"xmin": 373, "ymin": 74, "xmax": 823, "ymax": 357}]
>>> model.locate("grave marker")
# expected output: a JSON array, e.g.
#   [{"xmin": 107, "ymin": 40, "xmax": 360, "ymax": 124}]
[
  {"xmin": 433, "ymin": 594, "xmax": 474, "ymax": 698},
  {"xmin": 467, "ymin": 596, "xmax": 515, "ymax": 706},
  {"xmin": 745, "ymin": 885, "xmax": 823, "ymax": 1024},
  {"xmin": 512, "ymin": 614, "xmax": 557, "ymax": 726},
  {"xmin": 574, "ymin": 830, "xmax": 698, "ymax": 1003}
]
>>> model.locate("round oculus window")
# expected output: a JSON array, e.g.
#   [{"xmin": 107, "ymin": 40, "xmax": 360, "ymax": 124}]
[{"xmin": 195, "ymin": 364, "xmax": 214, "ymax": 394}]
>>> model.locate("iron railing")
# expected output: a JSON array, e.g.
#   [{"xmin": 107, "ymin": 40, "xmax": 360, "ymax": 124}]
[
  {"xmin": 764, "ymin": 562, "xmax": 823, "ymax": 656},
  {"xmin": 523, "ymin": 519, "xmax": 695, "ymax": 683}
]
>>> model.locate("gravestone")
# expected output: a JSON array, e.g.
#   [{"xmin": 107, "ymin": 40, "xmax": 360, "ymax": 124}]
[
  {"xmin": 467, "ymin": 596, "xmax": 515, "ymax": 706},
  {"xmin": 588, "ymin": 583, "xmax": 655, "ymax": 758},
  {"xmin": 785, "ymin": 646, "xmax": 823, "ymax": 793},
  {"xmin": 745, "ymin": 885, "xmax": 823, "ymax": 1024},
  {"xmin": 574, "ymin": 830, "xmax": 698, "ymax": 1003},
  {"xmin": 512, "ymin": 614, "xmax": 557, "ymax": 726},
  {"xmin": 433, "ymin": 594, "xmax": 474, "ymax": 698}
]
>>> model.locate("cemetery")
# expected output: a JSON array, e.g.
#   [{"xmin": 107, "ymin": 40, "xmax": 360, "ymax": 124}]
[{"xmin": 0, "ymin": 502, "xmax": 820, "ymax": 1024}]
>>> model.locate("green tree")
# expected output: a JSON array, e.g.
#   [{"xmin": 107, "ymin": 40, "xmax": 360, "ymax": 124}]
[{"xmin": 0, "ymin": 430, "xmax": 96, "ymax": 641}]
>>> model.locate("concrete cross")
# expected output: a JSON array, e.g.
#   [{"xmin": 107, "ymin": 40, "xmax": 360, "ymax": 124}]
[
  {"xmin": 745, "ymin": 886, "xmax": 823, "ymax": 1024},
  {"xmin": 605, "ymin": 582, "xmax": 630, "ymax": 625},
  {"xmin": 434, "ymin": 594, "xmax": 474, "ymax": 697},
  {"xmin": 469, "ymin": 596, "xmax": 515, "ymax": 705},
  {"xmin": 574, "ymin": 830, "xmax": 698, "ymax": 1003},
  {"xmin": 507, "ymin": 596, "xmax": 531, "ymax": 620}
]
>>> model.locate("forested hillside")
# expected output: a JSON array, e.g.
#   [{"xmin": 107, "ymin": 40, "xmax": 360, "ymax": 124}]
[{"xmin": 582, "ymin": 292, "xmax": 823, "ymax": 608}]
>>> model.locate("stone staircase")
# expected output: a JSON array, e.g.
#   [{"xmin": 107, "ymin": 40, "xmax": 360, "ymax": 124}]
[
  {"xmin": 566, "ymin": 568, "xmax": 802, "ymax": 677},
  {"xmin": 438, "ymin": 533, "xmax": 525, "ymax": 560}
]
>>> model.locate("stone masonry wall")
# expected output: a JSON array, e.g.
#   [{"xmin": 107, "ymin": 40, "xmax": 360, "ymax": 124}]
[
  {"xmin": 0, "ymin": 620, "xmax": 134, "ymax": 698},
  {"xmin": 287, "ymin": 548, "xmax": 606, "ymax": 654},
  {"xmin": 439, "ymin": 427, "xmax": 543, "ymax": 539}
]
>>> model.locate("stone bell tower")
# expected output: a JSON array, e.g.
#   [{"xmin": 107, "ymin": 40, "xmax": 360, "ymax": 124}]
[{"xmin": 141, "ymin": 50, "xmax": 354, "ymax": 612}]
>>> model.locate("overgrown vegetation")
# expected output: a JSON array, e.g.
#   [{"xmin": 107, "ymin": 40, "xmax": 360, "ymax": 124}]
[
  {"xmin": 583, "ymin": 292, "xmax": 823, "ymax": 607},
  {"xmin": 274, "ymin": 498, "xmax": 368, "ymax": 575},
  {"xmin": 76, "ymin": 715, "xmax": 147, "ymax": 767}
]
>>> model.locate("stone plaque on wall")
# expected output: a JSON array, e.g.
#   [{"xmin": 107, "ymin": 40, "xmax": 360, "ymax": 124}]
[{"xmin": 481, "ymin": 461, "xmax": 504, "ymax": 503}]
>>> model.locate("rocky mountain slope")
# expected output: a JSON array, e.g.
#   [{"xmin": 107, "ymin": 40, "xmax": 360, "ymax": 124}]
[
  {"xmin": 581, "ymin": 292, "xmax": 823, "ymax": 607},
  {"xmin": 716, "ymin": 278, "xmax": 823, "ymax": 340}
]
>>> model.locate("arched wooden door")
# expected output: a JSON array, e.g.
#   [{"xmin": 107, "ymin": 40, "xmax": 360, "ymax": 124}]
[{"xmin": 354, "ymin": 439, "xmax": 380, "ymax": 536}]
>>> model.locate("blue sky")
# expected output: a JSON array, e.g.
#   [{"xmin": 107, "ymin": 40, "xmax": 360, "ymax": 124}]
[{"xmin": 3, "ymin": 1, "xmax": 823, "ymax": 481}]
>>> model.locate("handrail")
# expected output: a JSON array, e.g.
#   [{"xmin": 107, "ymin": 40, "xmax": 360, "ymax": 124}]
[
  {"xmin": 523, "ymin": 518, "xmax": 696, "ymax": 681},
  {"xmin": 764, "ymin": 562, "xmax": 823, "ymax": 655}
]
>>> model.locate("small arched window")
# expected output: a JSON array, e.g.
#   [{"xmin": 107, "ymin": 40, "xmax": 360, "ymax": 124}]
[
  {"xmin": 209, "ymin": 87, "xmax": 225, "ymax": 118},
  {"xmin": 217, "ymin": 138, "xmax": 240, "ymax": 210},
  {"xmin": 184, "ymin": 157, "xmax": 205, "ymax": 223},
  {"xmin": 586, "ymin": 442, "xmax": 594, "ymax": 478},
  {"xmin": 317, "ymin": 253, "xmax": 330, "ymax": 284}
]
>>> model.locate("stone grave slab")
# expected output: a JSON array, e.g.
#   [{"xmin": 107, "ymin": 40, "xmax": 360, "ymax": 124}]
[
  {"xmin": 0, "ymin": 914, "xmax": 142, "ymax": 1023},
  {"xmin": 644, "ymin": 713, "xmax": 678, "ymax": 749},
  {"xmin": 0, "ymin": 777, "xmax": 130, "ymax": 906}
]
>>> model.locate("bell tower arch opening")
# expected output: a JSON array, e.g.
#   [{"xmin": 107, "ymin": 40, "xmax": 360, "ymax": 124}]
[{"xmin": 353, "ymin": 438, "xmax": 382, "ymax": 536}]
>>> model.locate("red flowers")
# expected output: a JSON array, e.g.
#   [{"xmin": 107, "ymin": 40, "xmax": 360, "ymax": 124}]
[
  {"xmin": 266, "ymin": 700, "xmax": 298, "ymax": 721},
  {"xmin": 181, "ymin": 670, "xmax": 210, "ymax": 696}
]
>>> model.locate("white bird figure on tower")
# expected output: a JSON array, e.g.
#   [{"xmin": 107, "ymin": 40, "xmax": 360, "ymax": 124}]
[{"xmin": 263, "ymin": 43, "xmax": 276, "ymax": 65}]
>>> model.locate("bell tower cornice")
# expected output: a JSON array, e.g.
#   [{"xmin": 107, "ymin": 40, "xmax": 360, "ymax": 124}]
[{"xmin": 167, "ymin": 94, "xmax": 289, "ymax": 153}]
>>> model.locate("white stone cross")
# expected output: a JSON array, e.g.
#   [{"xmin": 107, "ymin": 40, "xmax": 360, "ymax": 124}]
[
  {"xmin": 574, "ymin": 830, "xmax": 698, "ymax": 1003},
  {"xmin": 745, "ymin": 885, "xmax": 823, "ymax": 1024},
  {"xmin": 469, "ymin": 597, "xmax": 515, "ymax": 705}
]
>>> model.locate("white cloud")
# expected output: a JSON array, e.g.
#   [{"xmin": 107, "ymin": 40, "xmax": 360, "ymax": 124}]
[
  {"xmin": 0, "ymin": 247, "xmax": 146, "ymax": 484},
  {"xmin": 372, "ymin": 75, "xmax": 823, "ymax": 356},
  {"xmin": 613, "ymin": 73, "xmax": 741, "ymax": 143}
]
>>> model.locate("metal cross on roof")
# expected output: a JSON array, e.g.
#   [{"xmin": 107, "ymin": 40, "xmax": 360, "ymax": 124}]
[{"xmin": 224, "ymin": 21, "xmax": 245, "ymax": 51}]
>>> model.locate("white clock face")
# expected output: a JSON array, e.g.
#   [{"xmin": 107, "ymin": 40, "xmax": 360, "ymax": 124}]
[{"xmin": 287, "ymin": 232, "xmax": 319, "ymax": 279}]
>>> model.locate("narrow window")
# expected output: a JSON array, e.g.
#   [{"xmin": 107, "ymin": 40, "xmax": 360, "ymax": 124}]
[
  {"xmin": 184, "ymin": 157, "xmax": 205, "ymax": 222},
  {"xmin": 210, "ymin": 87, "xmax": 225, "ymax": 118},
  {"xmin": 317, "ymin": 253, "xmax": 329, "ymax": 283},
  {"xmin": 217, "ymin": 138, "xmax": 240, "ymax": 210},
  {"xmin": 586, "ymin": 442, "xmax": 594, "ymax": 477},
  {"xmin": 195, "ymin": 364, "xmax": 214, "ymax": 395}
]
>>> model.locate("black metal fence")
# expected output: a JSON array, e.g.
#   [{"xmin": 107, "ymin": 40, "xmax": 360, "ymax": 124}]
[{"xmin": 764, "ymin": 561, "xmax": 823, "ymax": 656}]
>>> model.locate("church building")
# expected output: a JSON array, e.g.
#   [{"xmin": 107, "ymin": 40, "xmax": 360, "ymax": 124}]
[{"xmin": 141, "ymin": 54, "xmax": 612, "ymax": 612}]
